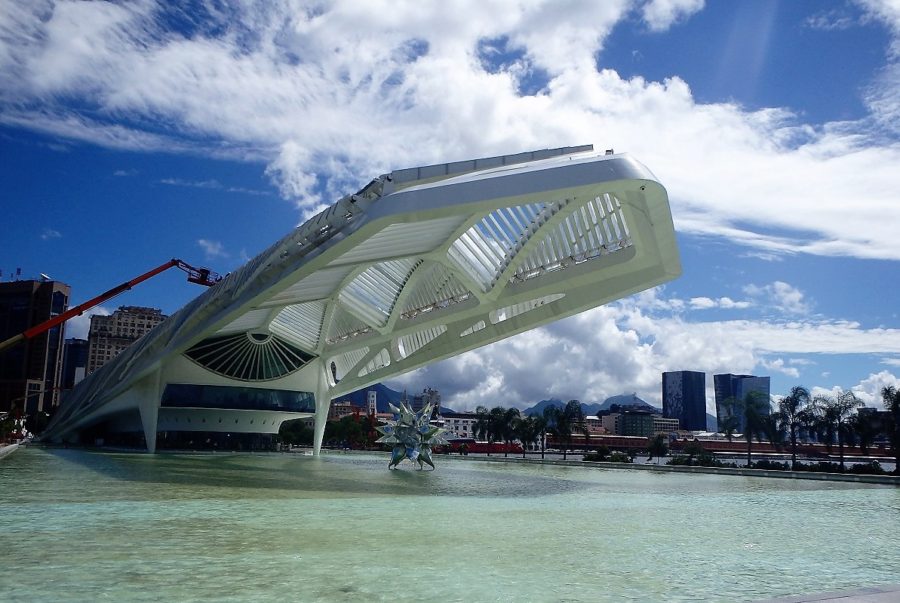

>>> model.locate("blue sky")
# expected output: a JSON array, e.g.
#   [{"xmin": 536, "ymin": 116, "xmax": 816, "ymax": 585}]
[{"xmin": 2, "ymin": 0, "xmax": 899, "ymax": 412}]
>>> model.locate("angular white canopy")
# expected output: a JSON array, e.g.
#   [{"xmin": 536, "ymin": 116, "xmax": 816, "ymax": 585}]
[{"xmin": 45, "ymin": 145, "xmax": 680, "ymax": 453}]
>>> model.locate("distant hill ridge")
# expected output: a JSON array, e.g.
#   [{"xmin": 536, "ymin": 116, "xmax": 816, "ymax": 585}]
[
  {"xmin": 523, "ymin": 394, "xmax": 660, "ymax": 417},
  {"xmin": 339, "ymin": 383, "xmax": 456, "ymax": 414}
]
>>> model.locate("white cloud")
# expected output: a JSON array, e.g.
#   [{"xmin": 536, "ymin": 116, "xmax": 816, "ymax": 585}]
[
  {"xmin": 388, "ymin": 290, "xmax": 900, "ymax": 410},
  {"xmin": 0, "ymin": 2, "xmax": 899, "ymax": 261},
  {"xmin": 882, "ymin": 357, "xmax": 900, "ymax": 367},
  {"xmin": 641, "ymin": 0, "xmax": 705, "ymax": 32},
  {"xmin": 744, "ymin": 281, "xmax": 811, "ymax": 315},
  {"xmin": 64, "ymin": 305, "xmax": 111, "ymax": 340},
  {"xmin": 810, "ymin": 370, "xmax": 900, "ymax": 407},
  {"xmin": 197, "ymin": 238, "xmax": 227, "ymax": 259},
  {"xmin": 688, "ymin": 296, "xmax": 751, "ymax": 310},
  {"xmin": 760, "ymin": 357, "xmax": 800, "ymax": 379},
  {"xmin": 40, "ymin": 228, "xmax": 61, "ymax": 240}
]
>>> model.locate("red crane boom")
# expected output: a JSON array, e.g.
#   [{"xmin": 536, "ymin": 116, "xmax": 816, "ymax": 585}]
[{"xmin": 0, "ymin": 259, "xmax": 221, "ymax": 353}]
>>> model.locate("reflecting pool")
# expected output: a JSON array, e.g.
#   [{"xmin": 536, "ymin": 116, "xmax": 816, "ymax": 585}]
[{"xmin": 1, "ymin": 448, "xmax": 898, "ymax": 602}]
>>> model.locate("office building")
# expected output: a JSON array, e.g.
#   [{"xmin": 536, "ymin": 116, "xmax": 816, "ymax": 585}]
[
  {"xmin": 62, "ymin": 338, "xmax": 89, "ymax": 389},
  {"xmin": 714, "ymin": 373, "xmax": 771, "ymax": 433},
  {"xmin": 410, "ymin": 387, "xmax": 441, "ymax": 416},
  {"xmin": 86, "ymin": 306, "xmax": 166, "ymax": 374},
  {"xmin": 0, "ymin": 279, "xmax": 70, "ymax": 413},
  {"xmin": 662, "ymin": 370, "xmax": 707, "ymax": 431}
]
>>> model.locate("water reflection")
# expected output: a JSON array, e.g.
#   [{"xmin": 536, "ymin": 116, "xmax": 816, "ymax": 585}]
[{"xmin": 1, "ymin": 448, "xmax": 898, "ymax": 603}]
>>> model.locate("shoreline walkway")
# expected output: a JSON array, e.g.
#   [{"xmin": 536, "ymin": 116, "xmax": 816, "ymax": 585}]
[{"xmin": 759, "ymin": 584, "xmax": 900, "ymax": 602}]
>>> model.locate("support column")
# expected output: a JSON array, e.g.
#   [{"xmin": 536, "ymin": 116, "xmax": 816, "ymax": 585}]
[
  {"xmin": 136, "ymin": 370, "xmax": 162, "ymax": 453},
  {"xmin": 312, "ymin": 361, "xmax": 332, "ymax": 456}
]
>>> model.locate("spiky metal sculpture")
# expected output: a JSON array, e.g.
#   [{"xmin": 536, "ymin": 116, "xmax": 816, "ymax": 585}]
[{"xmin": 375, "ymin": 400, "xmax": 449, "ymax": 470}]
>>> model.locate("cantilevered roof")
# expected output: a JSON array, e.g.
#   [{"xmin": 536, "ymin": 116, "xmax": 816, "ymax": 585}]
[{"xmin": 47, "ymin": 145, "xmax": 680, "ymax": 436}]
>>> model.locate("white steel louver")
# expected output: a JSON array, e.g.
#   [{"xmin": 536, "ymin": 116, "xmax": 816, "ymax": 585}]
[
  {"xmin": 339, "ymin": 259, "xmax": 420, "ymax": 327},
  {"xmin": 326, "ymin": 306, "xmax": 372, "ymax": 344},
  {"xmin": 396, "ymin": 325, "xmax": 447, "ymax": 359},
  {"xmin": 328, "ymin": 347, "xmax": 369, "ymax": 384},
  {"xmin": 269, "ymin": 301, "xmax": 326, "ymax": 351},
  {"xmin": 447, "ymin": 203, "xmax": 552, "ymax": 292},
  {"xmin": 358, "ymin": 348, "xmax": 391, "ymax": 377},
  {"xmin": 489, "ymin": 294, "xmax": 566, "ymax": 325},
  {"xmin": 401, "ymin": 263, "xmax": 471, "ymax": 320},
  {"xmin": 214, "ymin": 308, "xmax": 271, "ymax": 335},
  {"xmin": 459, "ymin": 320, "xmax": 486, "ymax": 337},
  {"xmin": 512, "ymin": 194, "xmax": 632, "ymax": 284},
  {"xmin": 184, "ymin": 332, "xmax": 315, "ymax": 381}
]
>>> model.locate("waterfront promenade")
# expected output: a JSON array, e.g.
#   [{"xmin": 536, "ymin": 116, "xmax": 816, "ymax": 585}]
[
  {"xmin": 0, "ymin": 442, "xmax": 19, "ymax": 460},
  {"xmin": 761, "ymin": 584, "xmax": 900, "ymax": 602}
]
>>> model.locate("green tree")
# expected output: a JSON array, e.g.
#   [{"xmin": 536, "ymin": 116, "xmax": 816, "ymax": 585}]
[
  {"xmin": 720, "ymin": 413, "xmax": 738, "ymax": 442},
  {"xmin": 724, "ymin": 391, "xmax": 769, "ymax": 467},
  {"xmin": 533, "ymin": 412, "xmax": 549, "ymax": 459},
  {"xmin": 514, "ymin": 414, "xmax": 540, "ymax": 458},
  {"xmin": 847, "ymin": 411, "xmax": 879, "ymax": 456},
  {"xmin": 499, "ymin": 407, "xmax": 520, "ymax": 457},
  {"xmin": 777, "ymin": 385, "xmax": 810, "ymax": 470},
  {"xmin": 542, "ymin": 405, "xmax": 565, "ymax": 458},
  {"xmin": 474, "ymin": 405, "xmax": 493, "ymax": 455},
  {"xmin": 647, "ymin": 434, "xmax": 668, "ymax": 464},
  {"xmin": 882, "ymin": 386, "xmax": 900, "ymax": 475},
  {"xmin": 278, "ymin": 418, "xmax": 314, "ymax": 446},
  {"xmin": 554, "ymin": 400, "xmax": 583, "ymax": 460},
  {"xmin": 813, "ymin": 390, "xmax": 863, "ymax": 471}
]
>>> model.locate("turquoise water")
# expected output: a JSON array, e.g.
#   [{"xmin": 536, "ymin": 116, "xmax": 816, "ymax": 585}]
[{"xmin": 1, "ymin": 448, "xmax": 898, "ymax": 602}]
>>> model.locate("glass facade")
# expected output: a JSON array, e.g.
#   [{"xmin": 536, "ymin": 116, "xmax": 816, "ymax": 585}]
[
  {"xmin": 662, "ymin": 370, "xmax": 707, "ymax": 431},
  {"xmin": 161, "ymin": 384, "xmax": 315, "ymax": 413}
]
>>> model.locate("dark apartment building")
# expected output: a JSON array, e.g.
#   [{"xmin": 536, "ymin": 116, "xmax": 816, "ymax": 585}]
[
  {"xmin": 662, "ymin": 370, "xmax": 707, "ymax": 431},
  {"xmin": 0, "ymin": 279, "xmax": 70, "ymax": 414},
  {"xmin": 714, "ymin": 373, "xmax": 771, "ymax": 433}
]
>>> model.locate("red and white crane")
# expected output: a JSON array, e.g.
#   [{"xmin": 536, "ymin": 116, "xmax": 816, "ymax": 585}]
[{"xmin": 0, "ymin": 259, "xmax": 222, "ymax": 353}]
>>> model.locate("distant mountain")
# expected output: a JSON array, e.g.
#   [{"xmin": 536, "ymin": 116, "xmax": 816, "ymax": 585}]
[
  {"xmin": 596, "ymin": 393, "xmax": 659, "ymax": 413},
  {"xmin": 523, "ymin": 393, "xmax": 660, "ymax": 417},
  {"xmin": 522, "ymin": 399, "xmax": 606, "ymax": 417},
  {"xmin": 338, "ymin": 383, "xmax": 455, "ymax": 414},
  {"xmin": 338, "ymin": 383, "xmax": 403, "ymax": 413},
  {"xmin": 522, "ymin": 398, "xmax": 564, "ymax": 416}
]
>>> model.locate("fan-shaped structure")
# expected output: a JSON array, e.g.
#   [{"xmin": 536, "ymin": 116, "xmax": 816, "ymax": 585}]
[{"xmin": 43, "ymin": 145, "xmax": 680, "ymax": 453}]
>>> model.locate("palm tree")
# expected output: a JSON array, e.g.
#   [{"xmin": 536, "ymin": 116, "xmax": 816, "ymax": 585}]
[
  {"xmin": 882, "ymin": 386, "xmax": 900, "ymax": 475},
  {"xmin": 514, "ymin": 414, "xmax": 540, "ymax": 458},
  {"xmin": 543, "ymin": 405, "xmax": 566, "ymax": 458},
  {"xmin": 488, "ymin": 406, "xmax": 507, "ymax": 455},
  {"xmin": 813, "ymin": 390, "xmax": 863, "ymax": 471},
  {"xmin": 777, "ymin": 386, "xmax": 810, "ymax": 469},
  {"xmin": 719, "ymin": 414, "xmax": 738, "ymax": 442},
  {"xmin": 848, "ymin": 410, "xmax": 879, "ymax": 456},
  {"xmin": 474, "ymin": 405, "xmax": 492, "ymax": 455},
  {"xmin": 647, "ymin": 433, "xmax": 668, "ymax": 464},
  {"xmin": 559, "ymin": 400, "xmax": 583, "ymax": 460},
  {"xmin": 725, "ymin": 391, "xmax": 769, "ymax": 467},
  {"xmin": 534, "ymin": 413, "xmax": 549, "ymax": 459},
  {"xmin": 499, "ymin": 407, "xmax": 520, "ymax": 457}
]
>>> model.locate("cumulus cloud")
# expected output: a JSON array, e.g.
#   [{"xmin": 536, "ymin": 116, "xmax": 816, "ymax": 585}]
[
  {"xmin": 744, "ymin": 281, "xmax": 811, "ymax": 315},
  {"xmin": 0, "ymin": 2, "xmax": 899, "ymax": 259},
  {"xmin": 811, "ymin": 370, "xmax": 900, "ymax": 407},
  {"xmin": 688, "ymin": 296, "xmax": 752, "ymax": 310},
  {"xmin": 197, "ymin": 238, "xmax": 227, "ymax": 259},
  {"xmin": 641, "ymin": 0, "xmax": 705, "ymax": 32},
  {"xmin": 388, "ymin": 290, "xmax": 900, "ymax": 410},
  {"xmin": 40, "ymin": 228, "xmax": 61, "ymax": 240}
]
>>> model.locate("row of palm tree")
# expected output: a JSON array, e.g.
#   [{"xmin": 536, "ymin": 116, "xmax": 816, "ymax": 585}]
[
  {"xmin": 473, "ymin": 399, "xmax": 586, "ymax": 459},
  {"xmin": 723, "ymin": 385, "xmax": 900, "ymax": 472},
  {"xmin": 470, "ymin": 385, "xmax": 900, "ymax": 473}
]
